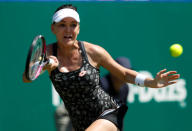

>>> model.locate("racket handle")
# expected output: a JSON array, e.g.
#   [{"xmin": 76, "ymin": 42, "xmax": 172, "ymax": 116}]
[{"xmin": 48, "ymin": 58, "xmax": 54, "ymax": 65}]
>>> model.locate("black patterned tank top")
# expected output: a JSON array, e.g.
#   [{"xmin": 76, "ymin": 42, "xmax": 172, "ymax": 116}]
[{"xmin": 50, "ymin": 41, "xmax": 118, "ymax": 131}]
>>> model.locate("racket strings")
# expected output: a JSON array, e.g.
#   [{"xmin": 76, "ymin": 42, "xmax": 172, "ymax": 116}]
[{"xmin": 29, "ymin": 39, "xmax": 43, "ymax": 80}]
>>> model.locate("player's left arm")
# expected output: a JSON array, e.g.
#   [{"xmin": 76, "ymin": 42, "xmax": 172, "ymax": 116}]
[
  {"xmin": 85, "ymin": 42, "xmax": 180, "ymax": 89},
  {"xmin": 84, "ymin": 42, "xmax": 138, "ymax": 84}
]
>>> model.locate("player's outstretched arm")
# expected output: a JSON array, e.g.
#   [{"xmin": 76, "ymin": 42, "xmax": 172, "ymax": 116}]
[{"xmin": 92, "ymin": 44, "xmax": 180, "ymax": 89}]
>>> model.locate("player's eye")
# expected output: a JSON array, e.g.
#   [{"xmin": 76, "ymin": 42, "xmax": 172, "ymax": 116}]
[
  {"xmin": 71, "ymin": 24, "xmax": 77, "ymax": 28},
  {"xmin": 59, "ymin": 24, "xmax": 66, "ymax": 27}
]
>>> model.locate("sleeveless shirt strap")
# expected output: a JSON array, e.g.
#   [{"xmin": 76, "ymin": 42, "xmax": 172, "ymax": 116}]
[
  {"xmin": 78, "ymin": 41, "xmax": 89, "ymax": 62},
  {"xmin": 52, "ymin": 43, "xmax": 57, "ymax": 57}
]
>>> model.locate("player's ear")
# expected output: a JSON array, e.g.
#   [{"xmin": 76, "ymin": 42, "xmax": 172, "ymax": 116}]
[{"xmin": 51, "ymin": 24, "xmax": 56, "ymax": 34}]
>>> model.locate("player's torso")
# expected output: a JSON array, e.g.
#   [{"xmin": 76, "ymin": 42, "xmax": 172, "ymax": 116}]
[
  {"xmin": 50, "ymin": 59, "xmax": 117, "ymax": 130},
  {"xmin": 49, "ymin": 41, "xmax": 118, "ymax": 130}
]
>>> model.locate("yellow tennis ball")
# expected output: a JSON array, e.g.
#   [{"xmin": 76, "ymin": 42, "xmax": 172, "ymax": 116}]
[{"xmin": 170, "ymin": 44, "xmax": 183, "ymax": 57}]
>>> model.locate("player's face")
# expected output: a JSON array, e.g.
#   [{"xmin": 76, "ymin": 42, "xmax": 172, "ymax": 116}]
[{"xmin": 52, "ymin": 17, "xmax": 80, "ymax": 45}]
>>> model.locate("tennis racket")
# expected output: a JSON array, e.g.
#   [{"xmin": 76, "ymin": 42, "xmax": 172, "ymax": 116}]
[{"xmin": 25, "ymin": 35, "xmax": 52, "ymax": 81}]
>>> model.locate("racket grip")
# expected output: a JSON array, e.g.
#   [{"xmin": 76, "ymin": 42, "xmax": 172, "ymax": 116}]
[{"xmin": 48, "ymin": 58, "xmax": 54, "ymax": 65}]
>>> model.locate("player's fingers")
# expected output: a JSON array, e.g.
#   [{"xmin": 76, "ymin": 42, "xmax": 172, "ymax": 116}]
[
  {"xmin": 48, "ymin": 56, "xmax": 59, "ymax": 64},
  {"xmin": 48, "ymin": 55, "xmax": 57, "ymax": 60},
  {"xmin": 160, "ymin": 71, "xmax": 177, "ymax": 78},
  {"xmin": 168, "ymin": 74, "xmax": 180, "ymax": 81},
  {"xmin": 165, "ymin": 71, "xmax": 177, "ymax": 76},
  {"xmin": 156, "ymin": 69, "xmax": 167, "ymax": 77}
]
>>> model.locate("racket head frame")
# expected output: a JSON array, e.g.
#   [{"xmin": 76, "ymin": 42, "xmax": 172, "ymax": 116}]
[{"xmin": 25, "ymin": 35, "xmax": 46, "ymax": 81}]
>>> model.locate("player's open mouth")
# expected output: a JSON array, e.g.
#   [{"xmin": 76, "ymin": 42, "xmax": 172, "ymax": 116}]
[{"xmin": 64, "ymin": 35, "xmax": 72, "ymax": 39}]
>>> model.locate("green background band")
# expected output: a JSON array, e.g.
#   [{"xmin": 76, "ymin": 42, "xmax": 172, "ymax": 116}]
[{"xmin": 0, "ymin": 2, "xmax": 191, "ymax": 131}]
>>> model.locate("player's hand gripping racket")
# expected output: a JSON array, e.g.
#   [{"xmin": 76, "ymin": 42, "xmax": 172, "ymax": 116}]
[{"xmin": 25, "ymin": 35, "xmax": 53, "ymax": 81}]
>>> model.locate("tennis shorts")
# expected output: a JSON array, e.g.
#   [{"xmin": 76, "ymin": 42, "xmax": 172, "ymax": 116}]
[{"xmin": 97, "ymin": 104, "xmax": 128, "ymax": 131}]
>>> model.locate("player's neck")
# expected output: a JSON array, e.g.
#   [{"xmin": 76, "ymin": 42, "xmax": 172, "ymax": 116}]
[{"xmin": 57, "ymin": 40, "xmax": 79, "ymax": 57}]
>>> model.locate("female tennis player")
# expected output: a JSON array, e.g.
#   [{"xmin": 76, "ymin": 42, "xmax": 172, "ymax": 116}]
[{"xmin": 23, "ymin": 4, "xmax": 180, "ymax": 131}]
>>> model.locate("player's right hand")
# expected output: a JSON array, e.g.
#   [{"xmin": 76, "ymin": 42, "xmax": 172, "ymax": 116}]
[{"xmin": 44, "ymin": 56, "xmax": 59, "ymax": 73}]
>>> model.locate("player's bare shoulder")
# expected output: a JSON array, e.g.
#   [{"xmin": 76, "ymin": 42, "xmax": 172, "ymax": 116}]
[
  {"xmin": 82, "ymin": 41, "xmax": 107, "ymax": 67},
  {"xmin": 83, "ymin": 41, "xmax": 105, "ymax": 57}
]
